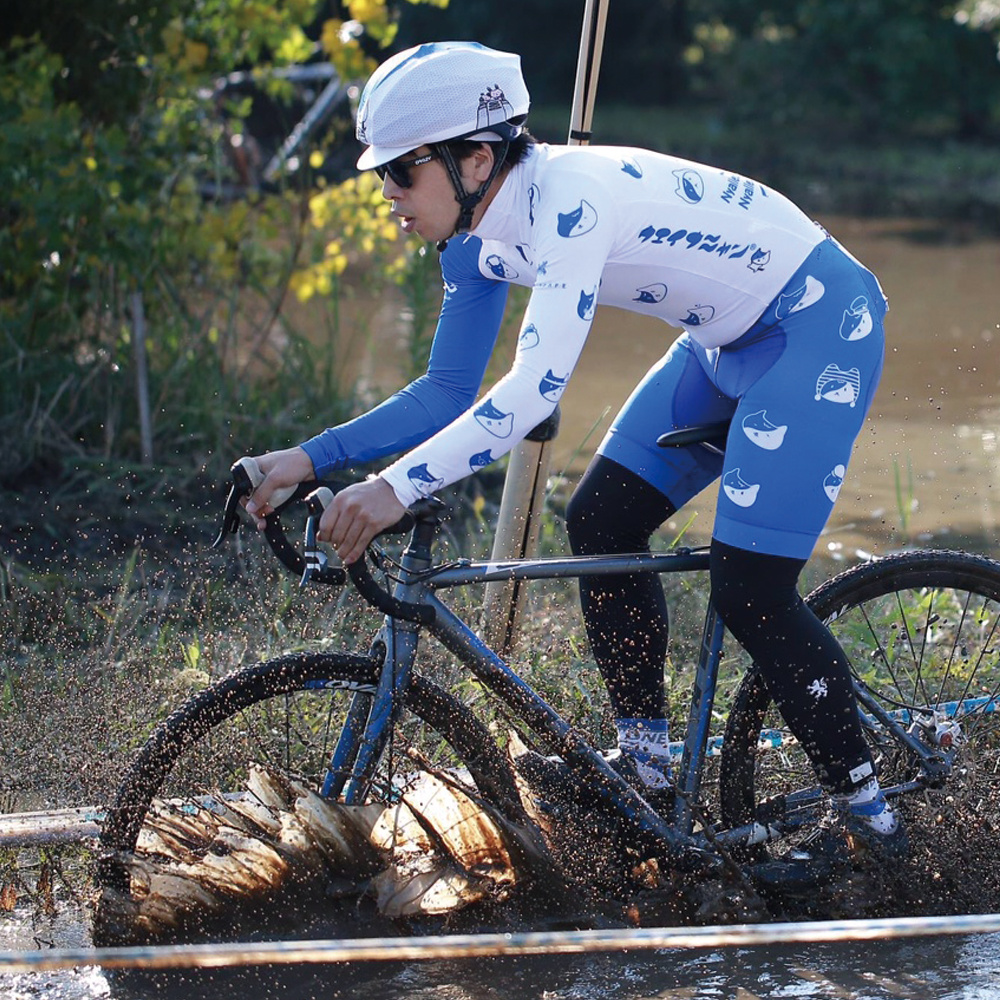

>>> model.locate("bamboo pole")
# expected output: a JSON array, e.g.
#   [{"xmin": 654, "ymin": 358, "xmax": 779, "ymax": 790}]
[
  {"xmin": 129, "ymin": 289, "xmax": 154, "ymax": 464},
  {"xmin": 481, "ymin": 0, "xmax": 611, "ymax": 657}
]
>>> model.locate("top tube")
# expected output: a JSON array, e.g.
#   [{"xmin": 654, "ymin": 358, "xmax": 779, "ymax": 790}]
[{"xmin": 421, "ymin": 547, "xmax": 712, "ymax": 590}]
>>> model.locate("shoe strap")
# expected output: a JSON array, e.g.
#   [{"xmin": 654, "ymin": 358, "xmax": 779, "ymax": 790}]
[{"xmin": 847, "ymin": 791, "xmax": 889, "ymax": 818}]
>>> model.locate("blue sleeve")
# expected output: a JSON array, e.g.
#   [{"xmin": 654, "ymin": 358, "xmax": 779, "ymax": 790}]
[{"xmin": 300, "ymin": 237, "xmax": 509, "ymax": 475}]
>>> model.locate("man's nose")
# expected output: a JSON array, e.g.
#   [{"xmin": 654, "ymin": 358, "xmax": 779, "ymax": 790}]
[{"xmin": 381, "ymin": 175, "xmax": 404, "ymax": 199}]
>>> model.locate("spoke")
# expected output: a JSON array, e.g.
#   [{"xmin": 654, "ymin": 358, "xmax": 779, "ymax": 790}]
[
  {"xmin": 954, "ymin": 600, "xmax": 1000, "ymax": 741},
  {"xmin": 853, "ymin": 599, "xmax": 906, "ymax": 704},
  {"xmin": 928, "ymin": 589, "xmax": 966, "ymax": 710},
  {"xmin": 891, "ymin": 587, "xmax": 921, "ymax": 693},
  {"xmin": 284, "ymin": 691, "xmax": 292, "ymax": 774},
  {"xmin": 908, "ymin": 587, "xmax": 935, "ymax": 711}
]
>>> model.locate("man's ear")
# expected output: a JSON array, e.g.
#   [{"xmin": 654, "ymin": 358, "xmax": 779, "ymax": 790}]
[{"xmin": 468, "ymin": 143, "xmax": 497, "ymax": 183}]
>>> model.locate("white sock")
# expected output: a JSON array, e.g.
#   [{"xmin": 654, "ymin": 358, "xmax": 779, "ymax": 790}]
[
  {"xmin": 837, "ymin": 778, "xmax": 899, "ymax": 835},
  {"xmin": 616, "ymin": 717, "xmax": 673, "ymax": 790}
]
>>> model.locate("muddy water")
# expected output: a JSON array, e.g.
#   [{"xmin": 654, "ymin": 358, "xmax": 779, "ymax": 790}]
[{"xmin": 360, "ymin": 217, "xmax": 1000, "ymax": 556}]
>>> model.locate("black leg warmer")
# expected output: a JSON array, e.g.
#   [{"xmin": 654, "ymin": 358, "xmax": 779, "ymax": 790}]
[
  {"xmin": 566, "ymin": 457, "xmax": 675, "ymax": 719},
  {"xmin": 710, "ymin": 539, "xmax": 873, "ymax": 793}
]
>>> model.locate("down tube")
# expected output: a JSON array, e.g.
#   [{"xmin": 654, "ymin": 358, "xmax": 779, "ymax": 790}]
[{"xmin": 422, "ymin": 592, "xmax": 694, "ymax": 859}]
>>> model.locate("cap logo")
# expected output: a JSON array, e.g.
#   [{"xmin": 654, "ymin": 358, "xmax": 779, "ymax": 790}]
[{"xmin": 477, "ymin": 84, "xmax": 514, "ymax": 130}]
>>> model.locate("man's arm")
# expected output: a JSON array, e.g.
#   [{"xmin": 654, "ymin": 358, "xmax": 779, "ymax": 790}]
[
  {"xmin": 380, "ymin": 172, "xmax": 617, "ymax": 507},
  {"xmin": 245, "ymin": 238, "xmax": 507, "ymax": 516}
]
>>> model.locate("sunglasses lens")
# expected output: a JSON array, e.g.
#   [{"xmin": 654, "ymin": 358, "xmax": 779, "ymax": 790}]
[{"xmin": 376, "ymin": 160, "xmax": 412, "ymax": 188}]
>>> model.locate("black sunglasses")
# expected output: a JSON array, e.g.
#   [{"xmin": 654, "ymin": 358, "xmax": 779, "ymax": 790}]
[{"xmin": 375, "ymin": 150, "xmax": 438, "ymax": 188}]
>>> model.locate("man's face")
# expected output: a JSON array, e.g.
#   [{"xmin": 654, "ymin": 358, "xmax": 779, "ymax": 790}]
[{"xmin": 379, "ymin": 145, "xmax": 486, "ymax": 243}]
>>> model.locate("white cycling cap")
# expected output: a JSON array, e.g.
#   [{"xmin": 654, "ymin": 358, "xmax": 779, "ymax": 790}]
[{"xmin": 356, "ymin": 41, "xmax": 530, "ymax": 169}]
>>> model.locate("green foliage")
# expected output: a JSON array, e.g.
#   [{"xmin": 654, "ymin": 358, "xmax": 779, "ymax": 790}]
[
  {"xmin": 397, "ymin": 1, "xmax": 1000, "ymax": 141},
  {"xmin": 688, "ymin": 0, "xmax": 1000, "ymax": 139},
  {"xmin": 395, "ymin": 0, "xmax": 692, "ymax": 114},
  {"xmin": 0, "ymin": 1, "xmax": 449, "ymax": 486}
]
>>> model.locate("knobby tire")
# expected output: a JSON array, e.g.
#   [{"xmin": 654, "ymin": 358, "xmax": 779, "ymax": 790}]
[{"xmin": 99, "ymin": 651, "xmax": 521, "ymax": 860}]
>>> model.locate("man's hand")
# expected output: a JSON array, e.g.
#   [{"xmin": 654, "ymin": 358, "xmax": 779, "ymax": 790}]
[
  {"xmin": 318, "ymin": 477, "xmax": 406, "ymax": 565},
  {"xmin": 244, "ymin": 447, "xmax": 316, "ymax": 529}
]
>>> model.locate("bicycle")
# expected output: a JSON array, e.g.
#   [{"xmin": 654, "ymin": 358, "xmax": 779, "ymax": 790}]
[{"xmin": 95, "ymin": 422, "xmax": 1000, "ymax": 908}]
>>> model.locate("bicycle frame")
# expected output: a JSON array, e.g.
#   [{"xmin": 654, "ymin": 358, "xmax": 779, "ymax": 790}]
[
  {"xmin": 304, "ymin": 504, "xmax": 961, "ymax": 868},
  {"xmin": 307, "ymin": 486, "xmax": 774, "ymax": 867}
]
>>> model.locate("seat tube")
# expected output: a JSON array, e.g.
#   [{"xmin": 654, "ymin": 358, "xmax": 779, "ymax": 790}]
[{"xmin": 673, "ymin": 603, "xmax": 726, "ymax": 833}]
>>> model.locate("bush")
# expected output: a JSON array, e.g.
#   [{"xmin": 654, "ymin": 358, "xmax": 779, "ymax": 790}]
[{"xmin": 0, "ymin": 2, "xmax": 449, "ymax": 486}]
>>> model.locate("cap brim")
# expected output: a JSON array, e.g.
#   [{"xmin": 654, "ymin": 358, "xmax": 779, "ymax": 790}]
[{"xmin": 357, "ymin": 143, "xmax": 417, "ymax": 170}]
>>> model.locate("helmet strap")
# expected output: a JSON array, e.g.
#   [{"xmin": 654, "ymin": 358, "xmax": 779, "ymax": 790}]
[{"xmin": 434, "ymin": 140, "xmax": 510, "ymax": 252}]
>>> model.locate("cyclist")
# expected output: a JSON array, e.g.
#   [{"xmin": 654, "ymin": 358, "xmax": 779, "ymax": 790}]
[{"xmin": 245, "ymin": 41, "xmax": 904, "ymax": 857}]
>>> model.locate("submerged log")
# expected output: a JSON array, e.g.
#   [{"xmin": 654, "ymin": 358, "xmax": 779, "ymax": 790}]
[
  {"xmin": 94, "ymin": 737, "xmax": 701, "ymax": 946},
  {"xmin": 90, "ymin": 731, "xmax": 1000, "ymax": 942}
]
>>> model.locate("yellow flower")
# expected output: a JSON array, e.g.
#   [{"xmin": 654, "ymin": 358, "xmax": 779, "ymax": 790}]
[
  {"xmin": 347, "ymin": 0, "xmax": 387, "ymax": 23},
  {"xmin": 290, "ymin": 271, "xmax": 316, "ymax": 302},
  {"xmin": 182, "ymin": 39, "xmax": 209, "ymax": 70}
]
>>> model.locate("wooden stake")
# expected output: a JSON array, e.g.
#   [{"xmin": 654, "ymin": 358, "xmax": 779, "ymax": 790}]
[{"xmin": 481, "ymin": 0, "xmax": 610, "ymax": 655}]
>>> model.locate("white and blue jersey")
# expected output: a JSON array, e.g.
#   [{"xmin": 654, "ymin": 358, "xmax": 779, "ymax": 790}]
[{"xmin": 301, "ymin": 142, "xmax": 886, "ymax": 558}]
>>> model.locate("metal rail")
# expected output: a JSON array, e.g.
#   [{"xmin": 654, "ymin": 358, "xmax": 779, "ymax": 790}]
[{"xmin": 4, "ymin": 915, "xmax": 1000, "ymax": 973}]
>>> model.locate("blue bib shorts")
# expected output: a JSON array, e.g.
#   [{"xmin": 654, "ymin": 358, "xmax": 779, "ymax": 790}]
[{"xmin": 598, "ymin": 239, "xmax": 887, "ymax": 559}]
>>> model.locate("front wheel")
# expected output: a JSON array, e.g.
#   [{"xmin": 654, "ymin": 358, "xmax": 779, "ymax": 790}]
[
  {"xmin": 719, "ymin": 549, "xmax": 1000, "ymax": 862},
  {"xmin": 99, "ymin": 651, "xmax": 522, "ymax": 860}
]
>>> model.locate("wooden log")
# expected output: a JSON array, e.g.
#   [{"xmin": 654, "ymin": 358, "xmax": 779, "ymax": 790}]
[
  {"xmin": 371, "ymin": 773, "xmax": 514, "ymax": 877},
  {"xmin": 372, "ymin": 857, "xmax": 492, "ymax": 918}
]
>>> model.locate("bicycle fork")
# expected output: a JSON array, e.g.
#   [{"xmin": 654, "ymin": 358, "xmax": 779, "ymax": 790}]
[
  {"xmin": 321, "ymin": 616, "xmax": 424, "ymax": 804},
  {"xmin": 318, "ymin": 521, "xmax": 437, "ymax": 804}
]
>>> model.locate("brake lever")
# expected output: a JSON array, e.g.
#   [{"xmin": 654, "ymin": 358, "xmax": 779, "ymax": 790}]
[
  {"xmin": 300, "ymin": 487, "xmax": 346, "ymax": 587},
  {"xmin": 212, "ymin": 462, "xmax": 255, "ymax": 548},
  {"xmin": 212, "ymin": 457, "xmax": 303, "ymax": 550}
]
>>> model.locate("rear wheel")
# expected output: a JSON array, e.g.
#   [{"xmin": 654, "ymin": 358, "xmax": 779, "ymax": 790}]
[
  {"xmin": 719, "ymin": 550, "xmax": 1000, "ymax": 860},
  {"xmin": 99, "ymin": 651, "xmax": 521, "ymax": 860}
]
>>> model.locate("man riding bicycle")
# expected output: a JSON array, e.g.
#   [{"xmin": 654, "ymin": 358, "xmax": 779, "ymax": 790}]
[{"xmin": 244, "ymin": 41, "xmax": 904, "ymax": 859}]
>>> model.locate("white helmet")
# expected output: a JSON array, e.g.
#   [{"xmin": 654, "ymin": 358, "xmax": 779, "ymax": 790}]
[{"xmin": 356, "ymin": 41, "xmax": 530, "ymax": 170}]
